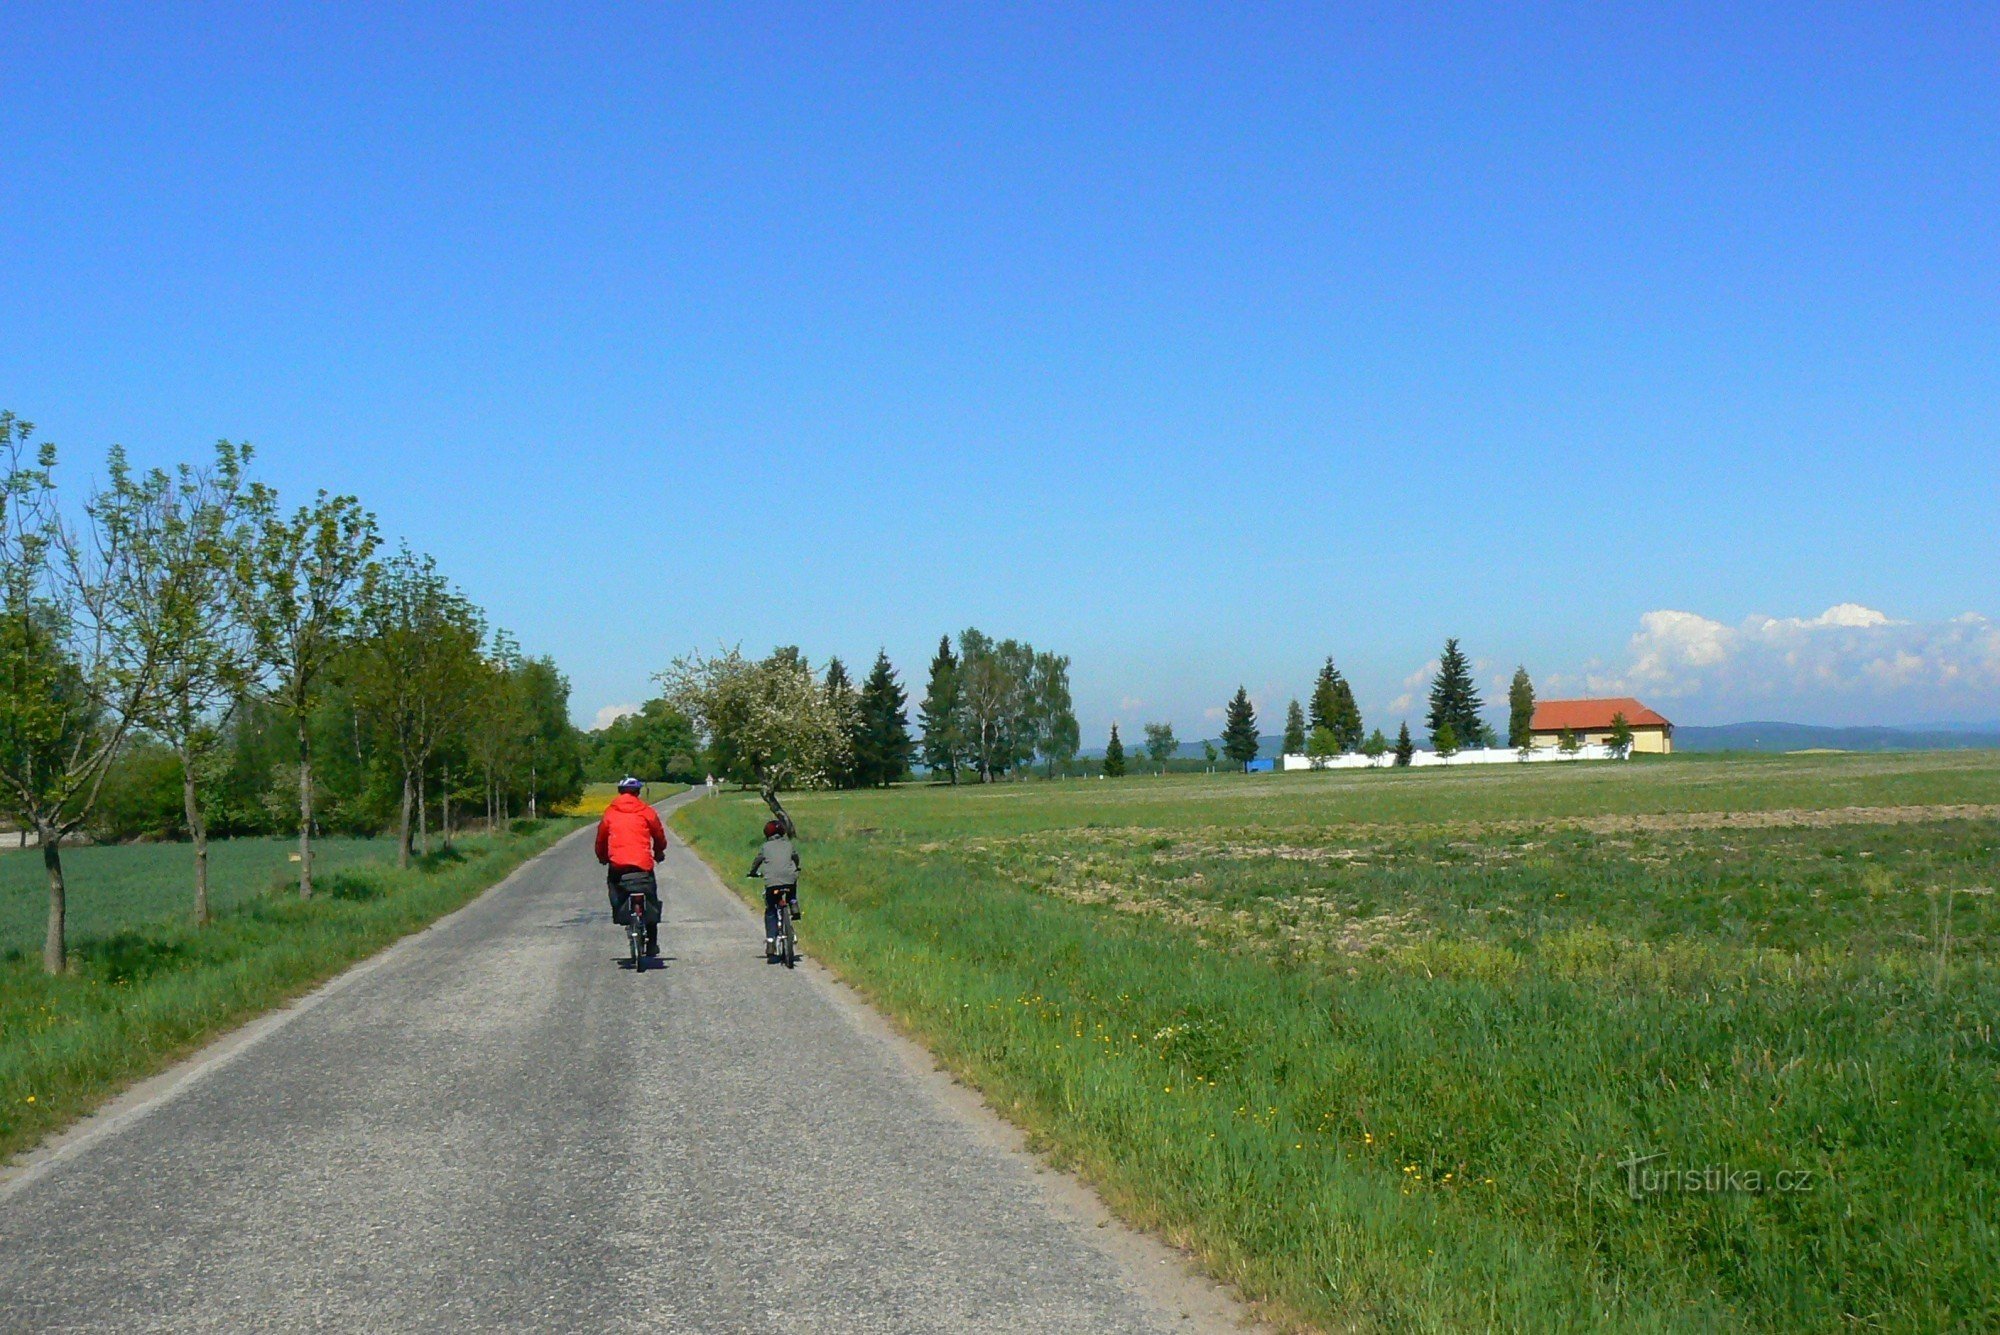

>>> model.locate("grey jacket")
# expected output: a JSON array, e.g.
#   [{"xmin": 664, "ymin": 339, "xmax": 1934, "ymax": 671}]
[{"xmin": 749, "ymin": 836, "xmax": 800, "ymax": 888}]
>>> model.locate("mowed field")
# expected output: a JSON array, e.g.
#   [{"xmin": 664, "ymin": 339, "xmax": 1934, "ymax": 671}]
[{"xmin": 676, "ymin": 752, "xmax": 2000, "ymax": 1332}]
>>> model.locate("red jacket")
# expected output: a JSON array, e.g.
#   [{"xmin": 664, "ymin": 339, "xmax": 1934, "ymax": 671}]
[{"xmin": 596, "ymin": 794, "xmax": 667, "ymax": 870}]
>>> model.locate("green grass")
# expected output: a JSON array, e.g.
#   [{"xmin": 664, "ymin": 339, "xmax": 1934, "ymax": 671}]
[
  {"xmin": 0, "ymin": 835, "xmax": 394, "ymax": 954},
  {"xmin": 675, "ymin": 752, "xmax": 2000, "ymax": 1332},
  {"xmin": 1, "ymin": 820, "xmax": 582, "ymax": 1162}
]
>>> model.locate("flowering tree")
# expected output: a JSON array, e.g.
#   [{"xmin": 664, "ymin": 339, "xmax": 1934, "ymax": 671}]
[{"xmin": 658, "ymin": 645, "xmax": 853, "ymax": 833}]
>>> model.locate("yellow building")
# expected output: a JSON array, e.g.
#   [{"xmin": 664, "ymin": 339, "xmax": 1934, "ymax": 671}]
[{"xmin": 1529, "ymin": 697, "xmax": 1674, "ymax": 754}]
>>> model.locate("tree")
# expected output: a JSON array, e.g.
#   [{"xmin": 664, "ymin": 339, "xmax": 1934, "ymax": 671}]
[
  {"xmin": 659, "ymin": 645, "xmax": 853, "ymax": 832},
  {"xmin": 1426, "ymin": 638, "xmax": 1484, "ymax": 754},
  {"xmin": 1361, "ymin": 728, "xmax": 1389, "ymax": 765},
  {"xmin": 1102, "ymin": 723, "xmax": 1126, "ymax": 777},
  {"xmin": 516, "ymin": 656, "xmax": 584, "ymax": 816},
  {"xmin": 587, "ymin": 699, "xmax": 699, "ymax": 783},
  {"xmin": 1221, "ymin": 687, "xmax": 1259, "ymax": 769},
  {"xmin": 1434, "ymin": 721, "xmax": 1460, "ymax": 759},
  {"xmin": 1282, "ymin": 700, "xmax": 1306, "ymax": 756},
  {"xmin": 0, "ymin": 415, "xmax": 167, "ymax": 971},
  {"xmin": 242, "ymin": 488, "xmax": 380, "ymax": 898},
  {"xmin": 1202, "ymin": 740, "xmax": 1217, "ymax": 768},
  {"xmin": 1306, "ymin": 725, "xmax": 1339, "ymax": 769},
  {"xmin": 917, "ymin": 635, "xmax": 963, "ymax": 784},
  {"xmin": 958, "ymin": 629, "xmax": 1036, "ymax": 781},
  {"xmin": 96, "ymin": 440, "xmax": 258, "ymax": 923},
  {"xmin": 1507, "ymin": 666, "xmax": 1536, "ymax": 750},
  {"xmin": 1029, "ymin": 652, "xmax": 1079, "ymax": 777},
  {"xmin": 1309, "ymin": 659, "xmax": 1362, "ymax": 752},
  {"xmin": 823, "ymin": 656, "xmax": 861, "ymax": 788},
  {"xmin": 1558, "ymin": 725, "xmax": 1580, "ymax": 757},
  {"xmin": 855, "ymin": 649, "xmax": 914, "ymax": 787},
  {"xmin": 1606, "ymin": 712, "xmax": 1635, "ymax": 760},
  {"xmin": 1143, "ymin": 722, "xmax": 1177, "ymax": 771},
  {"xmin": 1393, "ymin": 721, "xmax": 1415, "ymax": 767},
  {"xmin": 352, "ymin": 547, "xmax": 486, "ymax": 866}
]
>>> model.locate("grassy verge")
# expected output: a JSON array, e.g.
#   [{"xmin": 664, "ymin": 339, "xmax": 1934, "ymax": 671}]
[
  {"xmin": 1, "ymin": 819, "xmax": 583, "ymax": 1162},
  {"xmin": 675, "ymin": 754, "xmax": 2000, "ymax": 1332}
]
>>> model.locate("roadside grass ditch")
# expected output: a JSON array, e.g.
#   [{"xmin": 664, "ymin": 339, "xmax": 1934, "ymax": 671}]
[
  {"xmin": 677, "ymin": 754, "xmax": 2000, "ymax": 1332},
  {"xmin": 1, "ymin": 820, "xmax": 582, "ymax": 1163}
]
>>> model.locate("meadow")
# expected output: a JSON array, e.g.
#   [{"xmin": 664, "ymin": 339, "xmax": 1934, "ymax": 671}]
[
  {"xmin": 1, "ymin": 820, "xmax": 581, "ymax": 1162},
  {"xmin": 676, "ymin": 752, "xmax": 2000, "ymax": 1332}
]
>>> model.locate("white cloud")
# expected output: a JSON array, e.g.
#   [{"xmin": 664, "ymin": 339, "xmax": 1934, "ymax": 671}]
[
  {"xmin": 594, "ymin": 702, "xmax": 640, "ymax": 729},
  {"xmin": 1560, "ymin": 605, "xmax": 2000, "ymax": 721},
  {"xmin": 1120, "ymin": 696, "xmax": 1145, "ymax": 711},
  {"xmin": 1385, "ymin": 660, "xmax": 1437, "ymax": 715}
]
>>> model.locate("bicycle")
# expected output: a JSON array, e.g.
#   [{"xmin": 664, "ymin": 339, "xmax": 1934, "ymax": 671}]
[
  {"xmin": 751, "ymin": 877, "xmax": 798, "ymax": 968},
  {"xmin": 626, "ymin": 888, "xmax": 650, "ymax": 973}
]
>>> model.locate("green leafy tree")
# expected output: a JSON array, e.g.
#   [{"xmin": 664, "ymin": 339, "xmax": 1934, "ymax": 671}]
[
  {"xmin": 1029, "ymin": 652, "xmax": 1079, "ymax": 777},
  {"xmin": 1393, "ymin": 721, "xmax": 1415, "ymax": 767},
  {"xmin": 1426, "ymin": 638, "xmax": 1485, "ymax": 753},
  {"xmin": 1434, "ymin": 721, "xmax": 1460, "ymax": 759},
  {"xmin": 855, "ymin": 649, "xmax": 915, "ymax": 786},
  {"xmin": 0, "ymin": 416, "xmax": 169, "ymax": 970},
  {"xmin": 1102, "ymin": 723, "xmax": 1126, "ymax": 777},
  {"xmin": 1507, "ymin": 666, "xmax": 1536, "ymax": 749},
  {"xmin": 516, "ymin": 656, "xmax": 584, "ymax": 816},
  {"xmin": 1306, "ymin": 725, "xmax": 1339, "ymax": 769},
  {"xmin": 1202, "ymin": 740, "xmax": 1217, "ymax": 768},
  {"xmin": 1558, "ymin": 726, "xmax": 1580, "ymax": 756},
  {"xmin": 242, "ymin": 488, "xmax": 381, "ymax": 897},
  {"xmin": 1606, "ymin": 711, "xmax": 1635, "ymax": 759},
  {"xmin": 1362, "ymin": 728, "xmax": 1389, "ymax": 764},
  {"xmin": 1143, "ymin": 722, "xmax": 1177, "ymax": 771},
  {"xmin": 353, "ymin": 546, "xmax": 485, "ymax": 866},
  {"xmin": 917, "ymin": 635, "xmax": 963, "ymax": 784},
  {"xmin": 1221, "ymin": 687, "xmax": 1259, "ymax": 769},
  {"xmin": 96, "ymin": 440, "xmax": 258, "ymax": 923},
  {"xmin": 1282, "ymin": 699, "xmax": 1306, "ymax": 756}
]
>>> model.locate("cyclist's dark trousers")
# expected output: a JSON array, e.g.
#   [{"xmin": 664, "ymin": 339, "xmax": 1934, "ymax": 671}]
[
  {"xmin": 764, "ymin": 885, "xmax": 797, "ymax": 940},
  {"xmin": 608, "ymin": 867, "xmax": 661, "ymax": 951}
]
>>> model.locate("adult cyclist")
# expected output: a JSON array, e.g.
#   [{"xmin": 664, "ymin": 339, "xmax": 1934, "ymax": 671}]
[
  {"xmin": 748, "ymin": 819, "xmax": 802, "ymax": 954},
  {"xmin": 596, "ymin": 777, "xmax": 667, "ymax": 957}
]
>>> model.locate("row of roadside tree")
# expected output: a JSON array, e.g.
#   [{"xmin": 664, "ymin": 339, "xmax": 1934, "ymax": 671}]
[{"xmin": 0, "ymin": 412, "xmax": 584, "ymax": 974}]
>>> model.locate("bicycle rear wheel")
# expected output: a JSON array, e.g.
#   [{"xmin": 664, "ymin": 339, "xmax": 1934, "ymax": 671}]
[{"xmin": 780, "ymin": 902, "xmax": 796, "ymax": 968}]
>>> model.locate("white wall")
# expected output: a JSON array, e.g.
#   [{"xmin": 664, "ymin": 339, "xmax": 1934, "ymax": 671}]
[{"xmin": 1280, "ymin": 744, "xmax": 1623, "ymax": 771}]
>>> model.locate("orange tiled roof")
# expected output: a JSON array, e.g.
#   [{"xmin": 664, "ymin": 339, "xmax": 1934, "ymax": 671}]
[{"xmin": 1530, "ymin": 697, "xmax": 1671, "ymax": 731}]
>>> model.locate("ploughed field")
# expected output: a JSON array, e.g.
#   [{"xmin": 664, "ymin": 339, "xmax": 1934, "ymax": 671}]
[{"xmin": 676, "ymin": 752, "xmax": 2000, "ymax": 1332}]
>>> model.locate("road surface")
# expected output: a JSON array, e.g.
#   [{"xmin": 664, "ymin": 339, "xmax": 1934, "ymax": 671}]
[{"xmin": 0, "ymin": 792, "xmax": 1248, "ymax": 1332}]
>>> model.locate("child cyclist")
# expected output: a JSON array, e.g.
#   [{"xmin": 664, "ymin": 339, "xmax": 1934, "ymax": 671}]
[{"xmin": 747, "ymin": 819, "xmax": 801, "ymax": 955}]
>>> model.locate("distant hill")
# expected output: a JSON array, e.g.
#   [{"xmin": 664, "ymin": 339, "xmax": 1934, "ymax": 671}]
[{"xmin": 1676, "ymin": 722, "xmax": 2000, "ymax": 753}]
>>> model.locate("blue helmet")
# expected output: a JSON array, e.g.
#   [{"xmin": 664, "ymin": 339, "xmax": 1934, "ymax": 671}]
[{"xmin": 617, "ymin": 776, "xmax": 643, "ymax": 793}]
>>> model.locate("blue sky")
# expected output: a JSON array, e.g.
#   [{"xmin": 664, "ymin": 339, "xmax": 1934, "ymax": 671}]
[{"xmin": 4, "ymin": 3, "xmax": 1996, "ymax": 738}]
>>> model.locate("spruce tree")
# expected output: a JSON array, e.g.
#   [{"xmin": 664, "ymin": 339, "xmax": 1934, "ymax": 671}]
[
  {"xmin": 1425, "ymin": 638, "xmax": 1485, "ymax": 752},
  {"xmin": 1221, "ymin": 687, "xmax": 1259, "ymax": 769},
  {"xmin": 917, "ymin": 635, "xmax": 962, "ymax": 783},
  {"xmin": 1507, "ymin": 666, "xmax": 1536, "ymax": 749},
  {"xmin": 1103, "ymin": 723, "xmax": 1126, "ymax": 777},
  {"xmin": 1308, "ymin": 659, "xmax": 1341, "ymax": 737},
  {"xmin": 858, "ymin": 649, "xmax": 913, "ymax": 786},
  {"xmin": 1332, "ymin": 676, "xmax": 1364, "ymax": 752},
  {"xmin": 823, "ymin": 657, "xmax": 861, "ymax": 788},
  {"xmin": 1394, "ymin": 721, "xmax": 1415, "ymax": 767},
  {"xmin": 1282, "ymin": 699, "xmax": 1306, "ymax": 756}
]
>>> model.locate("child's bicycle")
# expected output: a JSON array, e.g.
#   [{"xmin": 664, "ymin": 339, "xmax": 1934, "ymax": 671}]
[{"xmin": 750, "ymin": 877, "xmax": 798, "ymax": 969}]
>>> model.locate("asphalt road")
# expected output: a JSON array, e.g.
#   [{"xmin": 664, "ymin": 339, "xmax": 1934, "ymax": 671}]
[{"xmin": 0, "ymin": 793, "xmax": 1246, "ymax": 1333}]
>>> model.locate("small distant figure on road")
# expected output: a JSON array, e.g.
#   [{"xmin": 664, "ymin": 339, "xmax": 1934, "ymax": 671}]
[
  {"xmin": 705, "ymin": 773, "xmax": 717, "ymax": 796},
  {"xmin": 596, "ymin": 776, "xmax": 667, "ymax": 958},
  {"xmin": 748, "ymin": 819, "xmax": 802, "ymax": 954}
]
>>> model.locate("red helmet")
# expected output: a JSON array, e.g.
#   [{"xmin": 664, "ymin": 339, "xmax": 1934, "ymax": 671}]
[{"xmin": 764, "ymin": 819, "xmax": 783, "ymax": 837}]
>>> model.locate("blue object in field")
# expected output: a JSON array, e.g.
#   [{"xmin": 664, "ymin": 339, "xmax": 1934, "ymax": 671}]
[{"xmin": 1245, "ymin": 758, "xmax": 1275, "ymax": 773}]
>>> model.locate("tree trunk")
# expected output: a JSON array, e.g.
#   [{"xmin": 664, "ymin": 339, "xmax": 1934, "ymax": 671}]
[
  {"xmin": 397, "ymin": 770, "xmax": 414, "ymax": 869},
  {"xmin": 182, "ymin": 751, "xmax": 211, "ymax": 926},
  {"xmin": 442, "ymin": 767, "xmax": 453, "ymax": 849},
  {"xmin": 297, "ymin": 715, "xmax": 315, "ymax": 899},
  {"xmin": 42, "ymin": 830, "xmax": 66, "ymax": 974},
  {"xmin": 418, "ymin": 772, "xmax": 430, "ymax": 857},
  {"xmin": 759, "ymin": 783, "xmax": 796, "ymax": 838},
  {"xmin": 528, "ymin": 762, "xmax": 537, "ymax": 820}
]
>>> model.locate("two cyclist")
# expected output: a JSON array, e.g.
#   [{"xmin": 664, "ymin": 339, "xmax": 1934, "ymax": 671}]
[
  {"xmin": 595, "ymin": 776, "xmax": 667, "ymax": 957},
  {"xmin": 748, "ymin": 818, "xmax": 802, "ymax": 955}
]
